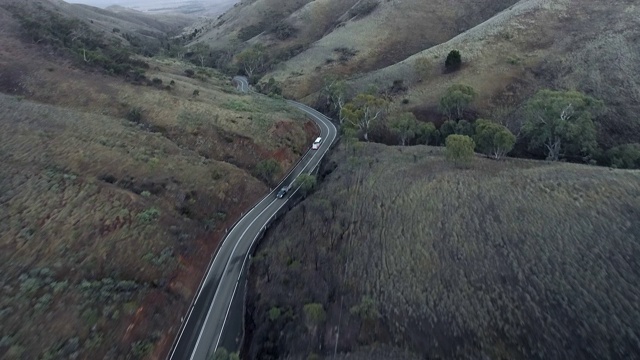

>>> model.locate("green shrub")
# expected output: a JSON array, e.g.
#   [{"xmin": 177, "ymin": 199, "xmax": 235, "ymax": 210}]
[
  {"xmin": 606, "ymin": 143, "xmax": 640, "ymax": 169},
  {"xmin": 445, "ymin": 134, "xmax": 475, "ymax": 165},
  {"xmin": 268, "ymin": 306, "xmax": 281, "ymax": 321},
  {"xmin": 254, "ymin": 159, "xmax": 282, "ymax": 186},
  {"xmin": 294, "ymin": 174, "xmax": 317, "ymax": 196},
  {"xmin": 350, "ymin": 296, "xmax": 379, "ymax": 320},
  {"xmin": 455, "ymin": 119, "xmax": 474, "ymax": 136},
  {"xmin": 270, "ymin": 21, "xmax": 297, "ymax": 40},
  {"xmin": 445, "ymin": 50, "xmax": 462, "ymax": 72},
  {"xmin": 212, "ymin": 347, "xmax": 230, "ymax": 360},
  {"xmin": 131, "ymin": 340, "xmax": 153, "ymax": 359},
  {"xmin": 303, "ymin": 303, "xmax": 326, "ymax": 325},
  {"xmin": 126, "ymin": 107, "xmax": 143, "ymax": 123},
  {"xmin": 137, "ymin": 207, "xmax": 160, "ymax": 223},
  {"xmin": 473, "ymin": 119, "xmax": 516, "ymax": 160}
]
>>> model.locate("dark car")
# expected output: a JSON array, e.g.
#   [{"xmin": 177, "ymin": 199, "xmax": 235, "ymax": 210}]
[{"xmin": 276, "ymin": 186, "xmax": 288, "ymax": 199}]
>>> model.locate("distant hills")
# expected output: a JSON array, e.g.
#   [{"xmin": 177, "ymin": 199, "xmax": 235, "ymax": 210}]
[{"xmin": 69, "ymin": 0, "xmax": 238, "ymax": 15}]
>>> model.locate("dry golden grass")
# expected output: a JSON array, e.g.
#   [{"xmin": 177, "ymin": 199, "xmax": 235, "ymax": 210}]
[{"xmin": 246, "ymin": 142, "xmax": 640, "ymax": 359}]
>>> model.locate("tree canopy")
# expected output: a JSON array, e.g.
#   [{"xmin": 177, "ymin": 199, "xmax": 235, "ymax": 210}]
[
  {"xmin": 294, "ymin": 174, "xmax": 317, "ymax": 196},
  {"xmin": 474, "ymin": 119, "xmax": 516, "ymax": 160},
  {"xmin": 389, "ymin": 112, "xmax": 419, "ymax": 146},
  {"xmin": 322, "ymin": 77, "xmax": 348, "ymax": 124},
  {"xmin": 236, "ymin": 44, "xmax": 268, "ymax": 77},
  {"xmin": 445, "ymin": 134, "xmax": 475, "ymax": 165},
  {"xmin": 439, "ymin": 84, "xmax": 476, "ymax": 120},
  {"xmin": 445, "ymin": 50, "xmax": 462, "ymax": 72},
  {"xmin": 254, "ymin": 158, "xmax": 281, "ymax": 186},
  {"xmin": 522, "ymin": 89, "xmax": 602, "ymax": 161},
  {"xmin": 606, "ymin": 143, "xmax": 640, "ymax": 169},
  {"xmin": 343, "ymin": 93, "xmax": 387, "ymax": 142}
]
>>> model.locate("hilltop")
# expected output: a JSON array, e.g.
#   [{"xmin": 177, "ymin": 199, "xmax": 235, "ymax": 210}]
[
  {"xmin": 245, "ymin": 142, "xmax": 640, "ymax": 359},
  {"xmin": 0, "ymin": 1, "xmax": 314, "ymax": 358}
]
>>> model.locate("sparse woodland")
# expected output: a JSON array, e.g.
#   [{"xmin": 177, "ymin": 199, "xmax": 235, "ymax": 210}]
[{"xmin": 246, "ymin": 143, "xmax": 640, "ymax": 359}]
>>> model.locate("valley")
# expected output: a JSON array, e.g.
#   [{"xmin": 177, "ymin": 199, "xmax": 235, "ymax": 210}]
[{"xmin": 0, "ymin": 0, "xmax": 639, "ymax": 359}]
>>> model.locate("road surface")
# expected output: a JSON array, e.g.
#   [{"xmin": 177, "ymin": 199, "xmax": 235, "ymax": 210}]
[{"xmin": 168, "ymin": 76, "xmax": 337, "ymax": 360}]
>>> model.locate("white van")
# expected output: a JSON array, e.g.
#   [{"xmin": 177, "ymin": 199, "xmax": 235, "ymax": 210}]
[{"xmin": 312, "ymin": 137, "xmax": 322, "ymax": 150}]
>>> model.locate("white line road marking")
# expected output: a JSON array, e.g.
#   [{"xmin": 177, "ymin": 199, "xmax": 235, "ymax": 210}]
[
  {"xmin": 174, "ymin": 75, "xmax": 337, "ymax": 360},
  {"xmin": 190, "ymin": 199, "xmax": 277, "ymax": 360}
]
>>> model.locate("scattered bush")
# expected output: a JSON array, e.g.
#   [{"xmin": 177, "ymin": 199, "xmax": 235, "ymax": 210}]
[
  {"xmin": 334, "ymin": 47, "xmax": 358, "ymax": 63},
  {"xmin": 131, "ymin": 340, "xmax": 153, "ymax": 360},
  {"xmin": 9, "ymin": 7, "xmax": 151, "ymax": 77},
  {"xmin": 254, "ymin": 159, "xmax": 282, "ymax": 186},
  {"xmin": 268, "ymin": 307, "xmax": 281, "ymax": 321},
  {"xmin": 389, "ymin": 79, "xmax": 408, "ymax": 95},
  {"xmin": 126, "ymin": 107, "xmax": 143, "ymax": 123},
  {"xmin": 269, "ymin": 21, "xmax": 297, "ymax": 40},
  {"xmin": 238, "ymin": 23, "xmax": 266, "ymax": 42},
  {"xmin": 303, "ymin": 303, "xmax": 326, "ymax": 325},
  {"xmin": 192, "ymin": 89, "xmax": 200, "ymax": 97},
  {"xmin": 137, "ymin": 207, "xmax": 160, "ymax": 223},
  {"xmin": 184, "ymin": 69, "xmax": 195, "ymax": 77},
  {"xmin": 350, "ymin": 296, "xmax": 379, "ymax": 320},
  {"xmin": 294, "ymin": 174, "xmax": 317, "ymax": 196}
]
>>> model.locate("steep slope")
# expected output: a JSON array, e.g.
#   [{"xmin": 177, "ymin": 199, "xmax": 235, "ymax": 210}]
[
  {"xmin": 344, "ymin": 0, "xmax": 640, "ymax": 148},
  {"xmin": 258, "ymin": 0, "xmax": 640, "ymax": 149},
  {"xmin": 0, "ymin": 1, "xmax": 315, "ymax": 359},
  {"xmin": 202, "ymin": 0, "xmax": 639, "ymax": 150},
  {"xmin": 245, "ymin": 142, "xmax": 640, "ymax": 359},
  {"xmin": 193, "ymin": 0, "xmax": 517, "ymax": 69}
]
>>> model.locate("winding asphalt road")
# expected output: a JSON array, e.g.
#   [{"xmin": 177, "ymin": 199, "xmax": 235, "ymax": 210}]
[{"xmin": 168, "ymin": 76, "xmax": 337, "ymax": 360}]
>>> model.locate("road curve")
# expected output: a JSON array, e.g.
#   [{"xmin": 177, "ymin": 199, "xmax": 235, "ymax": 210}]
[{"xmin": 167, "ymin": 76, "xmax": 337, "ymax": 360}]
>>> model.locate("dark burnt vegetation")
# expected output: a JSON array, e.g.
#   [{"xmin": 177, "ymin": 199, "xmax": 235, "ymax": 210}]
[{"xmin": 245, "ymin": 144, "xmax": 640, "ymax": 360}]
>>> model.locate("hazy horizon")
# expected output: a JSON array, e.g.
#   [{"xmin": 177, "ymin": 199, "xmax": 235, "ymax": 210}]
[{"xmin": 65, "ymin": 0, "xmax": 237, "ymax": 11}]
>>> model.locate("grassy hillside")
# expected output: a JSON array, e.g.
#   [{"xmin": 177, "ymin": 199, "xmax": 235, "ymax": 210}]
[
  {"xmin": 245, "ymin": 142, "xmax": 640, "ymax": 359},
  {"xmin": 349, "ymin": 0, "xmax": 640, "ymax": 148},
  {"xmin": 194, "ymin": 0, "xmax": 517, "ymax": 73},
  {"xmin": 0, "ymin": 1, "xmax": 316, "ymax": 359},
  {"xmin": 197, "ymin": 0, "xmax": 639, "ymax": 156}
]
